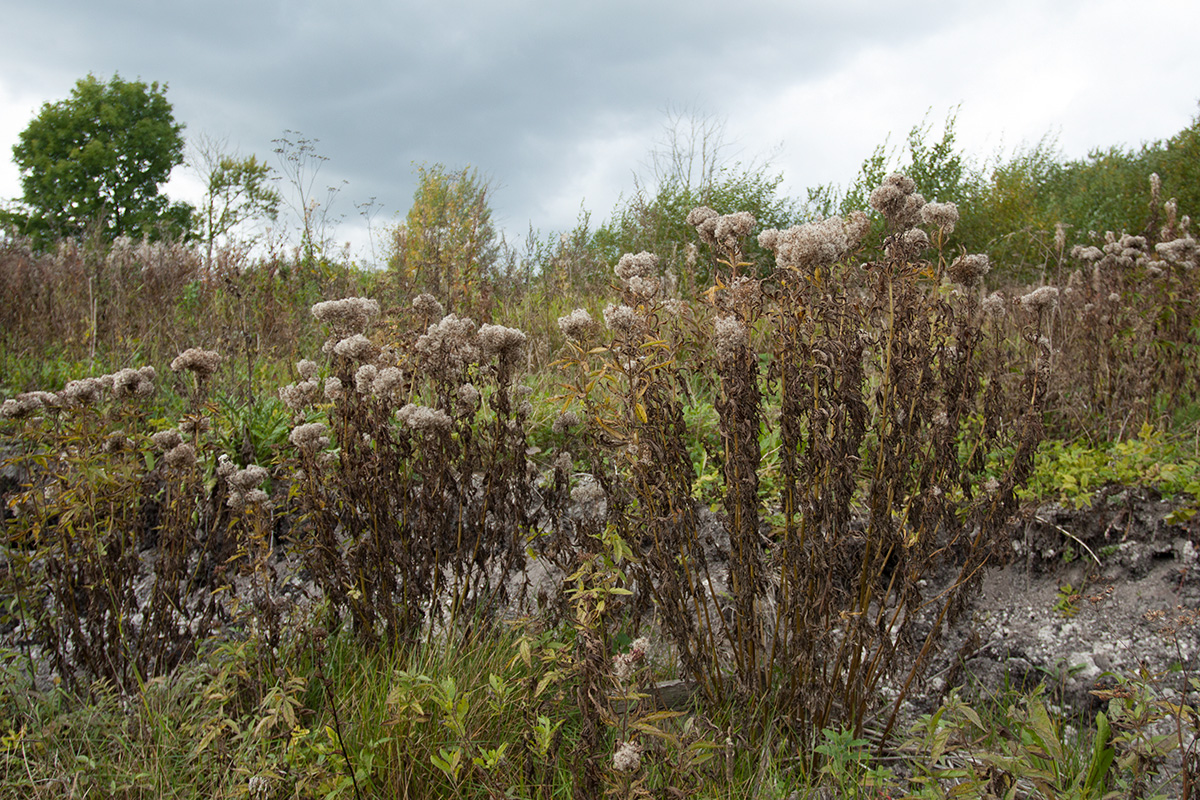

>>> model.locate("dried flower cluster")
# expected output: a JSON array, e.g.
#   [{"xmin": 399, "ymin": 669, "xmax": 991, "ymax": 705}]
[
  {"xmin": 289, "ymin": 422, "xmax": 330, "ymax": 452},
  {"xmin": 227, "ymin": 464, "xmax": 270, "ymax": 510},
  {"xmin": 869, "ymin": 172, "xmax": 926, "ymax": 229},
  {"xmin": 603, "ymin": 303, "xmax": 640, "ymax": 336},
  {"xmin": 332, "ymin": 333, "xmax": 378, "ymax": 361},
  {"xmin": 558, "ymin": 308, "xmax": 597, "ymax": 342},
  {"xmin": 411, "ymin": 292, "xmax": 444, "ymax": 320},
  {"xmin": 947, "ymin": 253, "xmax": 991, "ymax": 287},
  {"xmin": 416, "ymin": 313, "xmax": 480, "ymax": 372},
  {"xmin": 478, "ymin": 323, "xmax": 527, "ymax": 360},
  {"xmin": 397, "ymin": 403, "xmax": 452, "ymax": 434},
  {"xmin": 612, "ymin": 636, "xmax": 649, "ymax": 682},
  {"xmin": 921, "ymin": 201, "xmax": 960, "ymax": 235},
  {"xmin": 612, "ymin": 740, "xmax": 643, "ymax": 773},
  {"xmin": 170, "ymin": 348, "xmax": 222, "ymax": 378},
  {"xmin": 758, "ymin": 212, "xmax": 869, "ymax": 272},
  {"xmin": 1, "ymin": 390, "xmax": 60, "ymax": 419},
  {"xmin": 687, "ymin": 206, "xmax": 755, "ymax": 252},
  {"xmin": 311, "ymin": 296, "xmax": 380, "ymax": 337},
  {"xmin": 1019, "ymin": 285, "xmax": 1059, "ymax": 314},
  {"xmin": 112, "ymin": 366, "xmax": 156, "ymax": 399},
  {"xmin": 714, "ymin": 315, "xmax": 748, "ymax": 362}
]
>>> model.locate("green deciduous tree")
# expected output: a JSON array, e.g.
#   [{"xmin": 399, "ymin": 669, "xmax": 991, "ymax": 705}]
[
  {"xmin": 9, "ymin": 73, "xmax": 192, "ymax": 245},
  {"xmin": 191, "ymin": 135, "xmax": 281, "ymax": 267},
  {"xmin": 387, "ymin": 163, "xmax": 501, "ymax": 314}
]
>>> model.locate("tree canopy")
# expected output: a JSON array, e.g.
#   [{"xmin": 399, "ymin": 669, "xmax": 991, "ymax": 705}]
[
  {"xmin": 387, "ymin": 164, "xmax": 501, "ymax": 314},
  {"xmin": 9, "ymin": 73, "xmax": 191, "ymax": 245}
]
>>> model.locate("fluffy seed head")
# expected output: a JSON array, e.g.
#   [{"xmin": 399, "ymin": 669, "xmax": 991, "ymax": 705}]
[
  {"xmin": 411, "ymin": 293, "xmax": 444, "ymax": 319},
  {"xmin": 397, "ymin": 403, "xmax": 452, "ymax": 433},
  {"xmin": 615, "ymin": 251, "xmax": 659, "ymax": 280},
  {"xmin": 947, "ymin": 253, "xmax": 991, "ymax": 287},
  {"xmin": 171, "ymin": 348, "xmax": 222, "ymax": 378},
  {"xmin": 311, "ymin": 297, "xmax": 380, "ymax": 336},
  {"xmin": 921, "ymin": 201, "xmax": 959, "ymax": 235},
  {"xmin": 558, "ymin": 308, "xmax": 597, "ymax": 342}
]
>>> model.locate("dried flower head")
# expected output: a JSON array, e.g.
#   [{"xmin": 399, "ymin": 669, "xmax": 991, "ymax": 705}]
[
  {"xmin": 1156, "ymin": 236, "xmax": 1199, "ymax": 268},
  {"xmin": 229, "ymin": 464, "xmax": 269, "ymax": 493},
  {"xmin": 558, "ymin": 308, "xmax": 597, "ymax": 342},
  {"xmin": 1071, "ymin": 245, "xmax": 1104, "ymax": 263},
  {"xmin": 416, "ymin": 313, "xmax": 480, "ymax": 372},
  {"xmin": 714, "ymin": 315, "xmax": 748, "ymax": 363},
  {"xmin": 372, "ymin": 367, "xmax": 404, "ymax": 400},
  {"xmin": 612, "ymin": 741, "xmax": 643, "ymax": 773},
  {"xmin": 552, "ymin": 410, "xmax": 580, "ymax": 435},
  {"xmin": 62, "ymin": 377, "xmax": 104, "ymax": 407},
  {"xmin": 982, "ymin": 292, "xmax": 1006, "ymax": 318},
  {"xmin": 112, "ymin": 366, "xmax": 156, "ymax": 400},
  {"xmin": 296, "ymin": 359, "xmax": 319, "ymax": 381},
  {"xmin": 921, "ymin": 201, "xmax": 959, "ymax": 235},
  {"xmin": 324, "ymin": 376, "xmax": 345, "ymax": 402},
  {"xmin": 686, "ymin": 206, "xmax": 720, "ymax": 247},
  {"xmin": 713, "ymin": 211, "xmax": 756, "ymax": 251},
  {"xmin": 947, "ymin": 253, "xmax": 991, "ymax": 287},
  {"xmin": 869, "ymin": 173, "xmax": 925, "ymax": 228},
  {"xmin": 280, "ymin": 378, "xmax": 321, "ymax": 411},
  {"xmin": 1019, "ymin": 286, "xmax": 1059, "ymax": 315},
  {"xmin": 478, "ymin": 324, "xmax": 527, "ymax": 360},
  {"xmin": 457, "ymin": 383, "xmax": 480, "ymax": 408},
  {"xmin": 311, "ymin": 296, "xmax": 380, "ymax": 336},
  {"xmin": 171, "ymin": 348, "xmax": 222, "ymax": 378},
  {"xmin": 163, "ymin": 443, "xmax": 196, "ymax": 469},
  {"xmin": 760, "ymin": 212, "xmax": 869, "ymax": 272},
  {"xmin": 603, "ymin": 304, "xmax": 640, "ymax": 336},
  {"xmin": 0, "ymin": 391, "xmax": 59, "ymax": 419},
  {"xmin": 333, "ymin": 334, "xmax": 378, "ymax": 362},
  {"xmin": 289, "ymin": 422, "xmax": 330, "ymax": 452},
  {"xmin": 354, "ymin": 364, "xmax": 378, "ymax": 395},
  {"xmin": 397, "ymin": 403, "xmax": 452, "ymax": 433},
  {"xmin": 151, "ymin": 428, "xmax": 184, "ymax": 450},
  {"xmin": 412, "ymin": 292, "xmax": 444, "ymax": 319},
  {"xmin": 615, "ymin": 251, "xmax": 659, "ymax": 280}
]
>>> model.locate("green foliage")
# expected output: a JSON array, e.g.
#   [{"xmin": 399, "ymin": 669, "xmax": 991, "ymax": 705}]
[
  {"xmin": 591, "ymin": 164, "xmax": 802, "ymax": 288},
  {"xmin": 1025, "ymin": 424, "xmax": 1200, "ymax": 508},
  {"xmin": 8, "ymin": 73, "xmax": 191, "ymax": 246},
  {"xmin": 192, "ymin": 138, "xmax": 281, "ymax": 266},
  {"xmin": 386, "ymin": 163, "xmax": 502, "ymax": 316}
]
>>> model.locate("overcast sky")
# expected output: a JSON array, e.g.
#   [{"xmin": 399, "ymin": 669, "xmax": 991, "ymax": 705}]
[{"xmin": 1, "ymin": 0, "xmax": 1198, "ymax": 264}]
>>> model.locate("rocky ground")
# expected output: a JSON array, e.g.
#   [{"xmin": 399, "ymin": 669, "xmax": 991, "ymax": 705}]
[{"xmin": 946, "ymin": 487, "xmax": 1200, "ymax": 714}]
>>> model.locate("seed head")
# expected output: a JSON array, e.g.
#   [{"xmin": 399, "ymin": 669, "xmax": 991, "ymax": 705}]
[
  {"xmin": 411, "ymin": 293, "xmax": 444, "ymax": 319},
  {"xmin": 869, "ymin": 173, "xmax": 925, "ymax": 228},
  {"xmin": 603, "ymin": 304, "xmax": 640, "ymax": 336},
  {"xmin": 164, "ymin": 443, "xmax": 196, "ymax": 469},
  {"xmin": 354, "ymin": 364, "xmax": 378, "ymax": 395},
  {"xmin": 333, "ymin": 334, "xmax": 378, "ymax": 362},
  {"xmin": 397, "ymin": 403, "xmax": 452, "ymax": 434},
  {"xmin": 311, "ymin": 297, "xmax": 380, "ymax": 336},
  {"xmin": 947, "ymin": 253, "xmax": 991, "ymax": 287},
  {"xmin": 478, "ymin": 324, "xmax": 527, "ymax": 360},
  {"xmin": 558, "ymin": 308, "xmax": 597, "ymax": 342},
  {"xmin": 714, "ymin": 315, "xmax": 748, "ymax": 363},
  {"xmin": 171, "ymin": 348, "xmax": 222, "ymax": 378},
  {"xmin": 612, "ymin": 741, "xmax": 643, "ymax": 773},
  {"xmin": 290, "ymin": 422, "xmax": 331, "ymax": 452},
  {"xmin": 296, "ymin": 359, "xmax": 319, "ymax": 381},
  {"xmin": 615, "ymin": 251, "xmax": 659, "ymax": 280},
  {"xmin": 1019, "ymin": 286, "xmax": 1059, "ymax": 314},
  {"xmin": 921, "ymin": 201, "xmax": 959, "ymax": 236}
]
